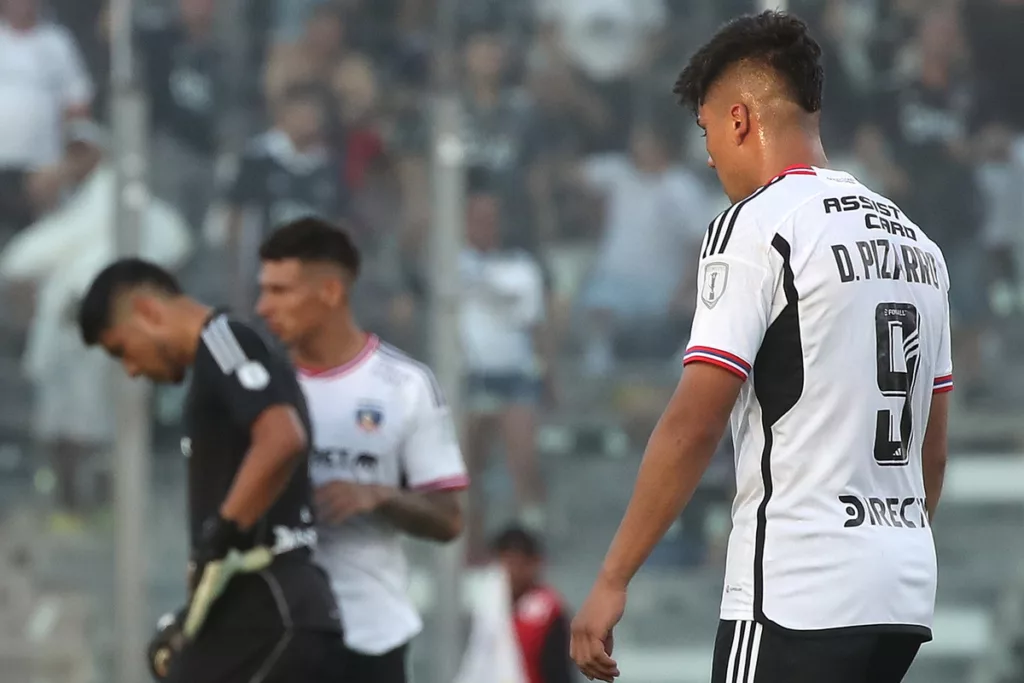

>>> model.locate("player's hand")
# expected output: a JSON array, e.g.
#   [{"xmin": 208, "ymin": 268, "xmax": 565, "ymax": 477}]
[
  {"xmin": 570, "ymin": 574, "xmax": 626, "ymax": 682},
  {"xmin": 315, "ymin": 481, "xmax": 396, "ymax": 525},
  {"xmin": 146, "ymin": 609, "xmax": 186, "ymax": 680},
  {"xmin": 184, "ymin": 515, "xmax": 272, "ymax": 640}
]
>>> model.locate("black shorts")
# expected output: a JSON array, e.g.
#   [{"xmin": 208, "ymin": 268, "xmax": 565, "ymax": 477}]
[
  {"xmin": 346, "ymin": 643, "xmax": 408, "ymax": 683},
  {"xmin": 711, "ymin": 620, "xmax": 924, "ymax": 683},
  {"xmin": 167, "ymin": 629, "xmax": 348, "ymax": 683}
]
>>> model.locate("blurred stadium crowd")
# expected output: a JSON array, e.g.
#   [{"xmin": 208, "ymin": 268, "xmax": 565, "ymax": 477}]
[{"xmin": 0, "ymin": 0, "xmax": 1023, "ymax": 682}]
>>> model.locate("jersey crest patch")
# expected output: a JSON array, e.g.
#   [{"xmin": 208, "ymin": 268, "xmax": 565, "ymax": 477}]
[
  {"xmin": 701, "ymin": 262, "xmax": 729, "ymax": 309},
  {"xmin": 236, "ymin": 360, "xmax": 270, "ymax": 390},
  {"xmin": 355, "ymin": 405, "xmax": 384, "ymax": 432}
]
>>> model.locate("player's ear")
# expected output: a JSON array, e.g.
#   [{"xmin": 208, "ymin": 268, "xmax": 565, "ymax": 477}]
[
  {"xmin": 730, "ymin": 103, "xmax": 750, "ymax": 143},
  {"xmin": 320, "ymin": 275, "xmax": 344, "ymax": 307},
  {"xmin": 132, "ymin": 293, "xmax": 166, "ymax": 329}
]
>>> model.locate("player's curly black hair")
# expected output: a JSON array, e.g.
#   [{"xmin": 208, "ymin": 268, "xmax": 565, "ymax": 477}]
[
  {"xmin": 78, "ymin": 258, "xmax": 182, "ymax": 346},
  {"xmin": 259, "ymin": 216, "xmax": 361, "ymax": 279},
  {"xmin": 673, "ymin": 10, "xmax": 824, "ymax": 116}
]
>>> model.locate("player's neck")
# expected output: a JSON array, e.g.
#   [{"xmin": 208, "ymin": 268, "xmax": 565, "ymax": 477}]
[
  {"xmin": 175, "ymin": 299, "xmax": 216, "ymax": 367},
  {"xmin": 294, "ymin": 318, "xmax": 370, "ymax": 373},
  {"xmin": 759, "ymin": 133, "xmax": 828, "ymax": 187}
]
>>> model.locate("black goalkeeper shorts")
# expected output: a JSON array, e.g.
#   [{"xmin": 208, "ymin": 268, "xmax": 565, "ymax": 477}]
[
  {"xmin": 711, "ymin": 619, "xmax": 924, "ymax": 683},
  {"xmin": 345, "ymin": 643, "xmax": 408, "ymax": 683},
  {"xmin": 166, "ymin": 628, "xmax": 348, "ymax": 683}
]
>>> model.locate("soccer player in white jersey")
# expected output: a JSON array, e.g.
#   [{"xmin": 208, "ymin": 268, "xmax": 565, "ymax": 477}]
[
  {"xmin": 255, "ymin": 217, "xmax": 468, "ymax": 683},
  {"xmin": 571, "ymin": 12, "xmax": 952, "ymax": 683}
]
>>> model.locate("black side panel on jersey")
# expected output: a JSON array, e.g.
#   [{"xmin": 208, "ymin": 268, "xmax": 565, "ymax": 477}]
[{"xmin": 751, "ymin": 234, "xmax": 804, "ymax": 628}]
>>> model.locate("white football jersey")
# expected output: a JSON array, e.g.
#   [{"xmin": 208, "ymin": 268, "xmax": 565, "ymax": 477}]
[
  {"xmin": 683, "ymin": 166, "xmax": 952, "ymax": 636},
  {"xmin": 300, "ymin": 335, "xmax": 468, "ymax": 654}
]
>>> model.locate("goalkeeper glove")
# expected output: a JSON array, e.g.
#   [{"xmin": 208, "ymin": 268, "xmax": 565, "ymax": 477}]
[
  {"xmin": 183, "ymin": 515, "xmax": 273, "ymax": 640},
  {"xmin": 146, "ymin": 609, "xmax": 185, "ymax": 680}
]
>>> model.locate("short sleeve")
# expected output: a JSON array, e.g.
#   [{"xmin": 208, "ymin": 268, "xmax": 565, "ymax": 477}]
[
  {"xmin": 199, "ymin": 317, "xmax": 295, "ymax": 430},
  {"xmin": 933, "ymin": 260, "xmax": 954, "ymax": 394},
  {"xmin": 682, "ymin": 209, "xmax": 780, "ymax": 382},
  {"xmin": 400, "ymin": 369, "xmax": 469, "ymax": 492},
  {"xmin": 52, "ymin": 28, "xmax": 93, "ymax": 109}
]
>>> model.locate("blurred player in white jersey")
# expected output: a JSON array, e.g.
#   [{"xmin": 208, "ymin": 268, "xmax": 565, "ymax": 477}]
[
  {"xmin": 256, "ymin": 217, "xmax": 468, "ymax": 683},
  {"xmin": 571, "ymin": 11, "xmax": 952, "ymax": 683}
]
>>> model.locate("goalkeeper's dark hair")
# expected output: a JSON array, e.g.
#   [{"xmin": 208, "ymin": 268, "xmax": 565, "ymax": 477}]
[
  {"xmin": 78, "ymin": 258, "xmax": 182, "ymax": 346},
  {"xmin": 673, "ymin": 10, "xmax": 824, "ymax": 116},
  {"xmin": 259, "ymin": 216, "xmax": 361, "ymax": 279},
  {"xmin": 491, "ymin": 525, "xmax": 543, "ymax": 558}
]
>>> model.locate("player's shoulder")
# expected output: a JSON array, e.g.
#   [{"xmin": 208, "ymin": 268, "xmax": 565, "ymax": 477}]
[
  {"xmin": 373, "ymin": 342, "xmax": 446, "ymax": 408},
  {"xmin": 198, "ymin": 313, "xmax": 277, "ymax": 375},
  {"xmin": 699, "ymin": 171, "xmax": 798, "ymax": 261},
  {"xmin": 814, "ymin": 170, "xmax": 946, "ymax": 256},
  {"xmin": 702, "ymin": 166, "xmax": 881, "ymax": 261}
]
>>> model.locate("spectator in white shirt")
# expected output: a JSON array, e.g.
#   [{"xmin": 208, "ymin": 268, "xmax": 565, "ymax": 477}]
[
  {"xmin": 575, "ymin": 124, "xmax": 712, "ymax": 374},
  {"xmin": 0, "ymin": 0, "xmax": 100, "ymax": 233},
  {"xmin": 460, "ymin": 186, "xmax": 548, "ymax": 563},
  {"xmin": 0, "ymin": 145, "xmax": 192, "ymax": 528}
]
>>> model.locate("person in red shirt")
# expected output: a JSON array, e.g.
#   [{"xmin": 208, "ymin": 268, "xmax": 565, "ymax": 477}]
[{"xmin": 492, "ymin": 526, "xmax": 576, "ymax": 683}]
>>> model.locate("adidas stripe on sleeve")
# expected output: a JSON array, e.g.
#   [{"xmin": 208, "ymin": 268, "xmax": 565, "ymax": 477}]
[{"xmin": 201, "ymin": 315, "xmax": 292, "ymax": 429}]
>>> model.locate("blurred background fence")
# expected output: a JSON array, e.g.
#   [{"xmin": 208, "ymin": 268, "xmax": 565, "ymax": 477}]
[{"xmin": 0, "ymin": 0, "xmax": 1023, "ymax": 682}]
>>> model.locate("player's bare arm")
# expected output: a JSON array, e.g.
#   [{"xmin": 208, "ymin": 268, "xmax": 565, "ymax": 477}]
[
  {"xmin": 376, "ymin": 488, "xmax": 463, "ymax": 541},
  {"xmin": 921, "ymin": 391, "xmax": 949, "ymax": 522},
  {"xmin": 220, "ymin": 404, "xmax": 308, "ymax": 528},
  {"xmin": 314, "ymin": 476, "xmax": 463, "ymax": 541},
  {"xmin": 570, "ymin": 363, "xmax": 741, "ymax": 682},
  {"xmin": 597, "ymin": 363, "xmax": 740, "ymax": 586}
]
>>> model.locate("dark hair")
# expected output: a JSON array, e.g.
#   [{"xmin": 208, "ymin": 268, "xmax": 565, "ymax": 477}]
[
  {"xmin": 77, "ymin": 258, "xmax": 182, "ymax": 346},
  {"xmin": 491, "ymin": 525, "xmax": 543, "ymax": 557},
  {"xmin": 259, "ymin": 216, "xmax": 361, "ymax": 278},
  {"xmin": 673, "ymin": 10, "xmax": 824, "ymax": 116}
]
